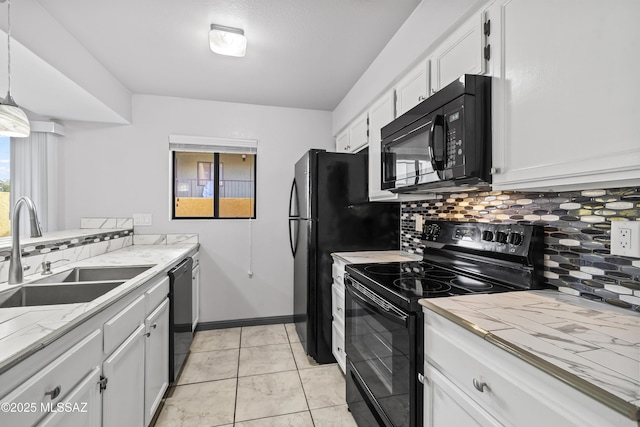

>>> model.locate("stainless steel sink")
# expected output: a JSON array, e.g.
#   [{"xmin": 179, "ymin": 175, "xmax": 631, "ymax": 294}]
[
  {"xmin": 32, "ymin": 266, "xmax": 152, "ymax": 284},
  {"xmin": 0, "ymin": 281, "xmax": 124, "ymax": 308}
]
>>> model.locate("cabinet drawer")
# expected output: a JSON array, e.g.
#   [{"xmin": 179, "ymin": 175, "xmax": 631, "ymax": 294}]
[
  {"xmin": 424, "ymin": 311, "xmax": 629, "ymax": 427},
  {"xmin": 331, "ymin": 283, "xmax": 345, "ymax": 325},
  {"xmin": 0, "ymin": 329, "xmax": 101, "ymax": 427},
  {"xmin": 145, "ymin": 276, "xmax": 169, "ymax": 315},
  {"xmin": 332, "ymin": 321, "xmax": 346, "ymax": 374},
  {"xmin": 104, "ymin": 294, "xmax": 145, "ymax": 355},
  {"xmin": 332, "ymin": 263, "xmax": 345, "ymax": 286}
]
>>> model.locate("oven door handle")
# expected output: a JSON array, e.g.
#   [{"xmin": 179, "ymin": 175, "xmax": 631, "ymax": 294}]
[{"xmin": 345, "ymin": 282, "xmax": 408, "ymax": 327}]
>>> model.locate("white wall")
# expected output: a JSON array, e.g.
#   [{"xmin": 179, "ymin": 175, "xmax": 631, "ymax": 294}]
[
  {"xmin": 59, "ymin": 94, "xmax": 333, "ymax": 323},
  {"xmin": 332, "ymin": 0, "xmax": 484, "ymax": 135}
]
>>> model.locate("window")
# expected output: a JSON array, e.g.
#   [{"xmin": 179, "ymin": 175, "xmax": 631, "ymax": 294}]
[
  {"xmin": 170, "ymin": 135, "xmax": 257, "ymax": 219},
  {"xmin": 0, "ymin": 137, "xmax": 9, "ymax": 237}
]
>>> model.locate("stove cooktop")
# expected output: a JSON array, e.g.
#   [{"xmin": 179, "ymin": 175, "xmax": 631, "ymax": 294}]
[{"xmin": 345, "ymin": 261, "xmax": 521, "ymax": 311}]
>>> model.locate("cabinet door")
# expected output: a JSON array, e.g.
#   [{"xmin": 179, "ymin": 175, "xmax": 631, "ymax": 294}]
[
  {"xmin": 368, "ymin": 91, "xmax": 396, "ymax": 200},
  {"xmin": 336, "ymin": 129, "xmax": 349, "ymax": 152},
  {"xmin": 103, "ymin": 324, "xmax": 145, "ymax": 427},
  {"xmin": 192, "ymin": 264, "xmax": 200, "ymax": 330},
  {"xmin": 348, "ymin": 112, "xmax": 369, "ymax": 153},
  {"xmin": 424, "ymin": 364, "xmax": 503, "ymax": 427},
  {"xmin": 490, "ymin": 0, "xmax": 640, "ymax": 190},
  {"xmin": 430, "ymin": 11, "xmax": 485, "ymax": 93},
  {"xmin": 144, "ymin": 299, "xmax": 170, "ymax": 427},
  {"xmin": 37, "ymin": 367, "xmax": 102, "ymax": 427},
  {"xmin": 395, "ymin": 59, "xmax": 429, "ymax": 116}
]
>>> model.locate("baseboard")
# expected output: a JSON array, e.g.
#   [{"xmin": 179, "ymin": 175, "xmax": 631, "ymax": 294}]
[{"xmin": 195, "ymin": 315, "xmax": 295, "ymax": 331}]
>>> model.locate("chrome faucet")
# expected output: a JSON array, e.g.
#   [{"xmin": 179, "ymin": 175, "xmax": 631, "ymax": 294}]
[{"xmin": 9, "ymin": 197, "xmax": 43, "ymax": 285}]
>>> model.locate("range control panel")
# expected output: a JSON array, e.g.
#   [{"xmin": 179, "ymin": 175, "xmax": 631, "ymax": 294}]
[{"xmin": 421, "ymin": 220, "xmax": 539, "ymax": 257}]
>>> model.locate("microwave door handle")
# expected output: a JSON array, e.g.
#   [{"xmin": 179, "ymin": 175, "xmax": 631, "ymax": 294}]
[{"xmin": 428, "ymin": 115, "xmax": 446, "ymax": 171}]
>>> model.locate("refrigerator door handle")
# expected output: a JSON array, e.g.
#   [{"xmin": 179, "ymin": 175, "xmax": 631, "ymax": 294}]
[
  {"xmin": 289, "ymin": 179, "xmax": 299, "ymax": 218},
  {"xmin": 288, "ymin": 218, "xmax": 298, "ymax": 257}
]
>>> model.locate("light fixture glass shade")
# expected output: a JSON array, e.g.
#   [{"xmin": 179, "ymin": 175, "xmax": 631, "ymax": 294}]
[
  {"xmin": 209, "ymin": 24, "xmax": 246, "ymax": 57},
  {"xmin": 0, "ymin": 94, "xmax": 30, "ymax": 137}
]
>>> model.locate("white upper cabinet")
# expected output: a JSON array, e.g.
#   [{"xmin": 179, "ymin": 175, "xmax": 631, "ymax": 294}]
[
  {"xmin": 349, "ymin": 112, "xmax": 369, "ymax": 153},
  {"xmin": 430, "ymin": 10, "xmax": 487, "ymax": 93},
  {"xmin": 335, "ymin": 112, "xmax": 368, "ymax": 153},
  {"xmin": 489, "ymin": 0, "xmax": 640, "ymax": 190},
  {"xmin": 395, "ymin": 59, "xmax": 430, "ymax": 116},
  {"xmin": 336, "ymin": 129, "xmax": 349, "ymax": 153}
]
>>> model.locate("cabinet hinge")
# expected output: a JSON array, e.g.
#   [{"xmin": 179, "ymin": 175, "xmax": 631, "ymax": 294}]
[
  {"xmin": 484, "ymin": 19, "xmax": 491, "ymax": 36},
  {"xmin": 484, "ymin": 44, "xmax": 491, "ymax": 61},
  {"xmin": 99, "ymin": 375, "xmax": 108, "ymax": 393}
]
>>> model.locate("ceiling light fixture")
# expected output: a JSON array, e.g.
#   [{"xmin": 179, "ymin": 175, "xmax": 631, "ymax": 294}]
[
  {"xmin": 209, "ymin": 24, "xmax": 247, "ymax": 58},
  {"xmin": 0, "ymin": 0, "xmax": 30, "ymax": 137}
]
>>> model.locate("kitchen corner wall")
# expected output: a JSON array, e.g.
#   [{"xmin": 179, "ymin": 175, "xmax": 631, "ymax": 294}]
[
  {"xmin": 401, "ymin": 187, "xmax": 640, "ymax": 312},
  {"xmin": 59, "ymin": 94, "xmax": 333, "ymax": 323}
]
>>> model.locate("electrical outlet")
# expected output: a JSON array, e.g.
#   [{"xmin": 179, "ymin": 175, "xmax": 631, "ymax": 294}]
[
  {"xmin": 133, "ymin": 213, "xmax": 153, "ymax": 226},
  {"xmin": 610, "ymin": 221, "xmax": 640, "ymax": 258},
  {"xmin": 415, "ymin": 214, "xmax": 423, "ymax": 232}
]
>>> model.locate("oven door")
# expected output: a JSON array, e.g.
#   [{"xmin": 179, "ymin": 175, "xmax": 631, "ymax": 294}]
[
  {"xmin": 345, "ymin": 277, "xmax": 416, "ymax": 427},
  {"xmin": 381, "ymin": 111, "xmax": 445, "ymax": 191}
]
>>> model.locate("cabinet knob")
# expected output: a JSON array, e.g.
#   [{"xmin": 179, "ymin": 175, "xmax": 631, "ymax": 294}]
[
  {"xmin": 45, "ymin": 386, "xmax": 61, "ymax": 400},
  {"xmin": 151, "ymin": 323, "xmax": 157, "ymax": 329},
  {"xmin": 418, "ymin": 95, "xmax": 426, "ymax": 102},
  {"xmin": 490, "ymin": 167, "xmax": 500, "ymax": 175},
  {"xmin": 431, "ymin": 88, "xmax": 437, "ymax": 95},
  {"xmin": 473, "ymin": 378, "xmax": 488, "ymax": 392},
  {"xmin": 143, "ymin": 332, "xmax": 151, "ymax": 337}
]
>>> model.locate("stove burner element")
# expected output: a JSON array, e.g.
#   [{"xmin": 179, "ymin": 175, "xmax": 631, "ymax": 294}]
[
  {"xmin": 393, "ymin": 278, "xmax": 452, "ymax": 295},
  {"xmin": 422, "ymin": 270, "xmax": 457, "ymax": 280},
  {"xmin": 451, "ymin": 276, "xmax": 493, "ymax": 291}
]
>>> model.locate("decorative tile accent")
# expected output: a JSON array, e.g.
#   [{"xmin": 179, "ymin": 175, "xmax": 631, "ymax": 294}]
[
  {"xmin": 0, "ymin": 229, "xmax": 134, "ymax": 283},
  {"xmin": 401, "ymin": 187, "xmax": 640, "ymax": 312}
]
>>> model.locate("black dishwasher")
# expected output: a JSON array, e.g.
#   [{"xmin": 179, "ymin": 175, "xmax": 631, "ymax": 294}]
[{"xmin": 168, "ymin": 258, "xmax": 193, "ymax": 382}]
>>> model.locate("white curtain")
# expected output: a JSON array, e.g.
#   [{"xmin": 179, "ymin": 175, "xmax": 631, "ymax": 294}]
[{"xmin": 10, "ymin": 123, "xmax": 62, "ymax": 234}]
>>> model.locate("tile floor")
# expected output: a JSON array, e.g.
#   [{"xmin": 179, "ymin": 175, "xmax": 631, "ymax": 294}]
[{"xmin": 154, "ymin": 323, "xmax": 358, "ymax": 426}]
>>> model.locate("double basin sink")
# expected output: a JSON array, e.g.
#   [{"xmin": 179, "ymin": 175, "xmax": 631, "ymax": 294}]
[{"xmin": 0, "ymin": 266, "xmax": 153, "ymax": 308}]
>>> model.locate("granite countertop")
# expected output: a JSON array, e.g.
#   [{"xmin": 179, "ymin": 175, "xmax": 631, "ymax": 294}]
[
  {"xmin": 331, "ymin": 250, "xmax": 422, "ymax": 264},
  {"xmin": 419, "ymin": 289, "xmax": 640, "ymax": 421},
  {"xmin": 0, "ymin": 243, "xmax": 198, "ymax": 374}
]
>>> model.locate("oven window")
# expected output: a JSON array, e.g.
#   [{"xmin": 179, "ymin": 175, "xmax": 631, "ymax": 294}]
[{"xmin": 346, "ymin": 284, "xmax": 414, "ymax": 427}]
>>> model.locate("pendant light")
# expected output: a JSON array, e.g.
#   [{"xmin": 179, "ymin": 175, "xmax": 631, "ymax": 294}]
[{"xmin": 0, "ymin": 0, "xmax": 30, "ymax": 137}]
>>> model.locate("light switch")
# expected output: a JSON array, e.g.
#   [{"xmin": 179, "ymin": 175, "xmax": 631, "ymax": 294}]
[{"xmin": 133, "ymin": 213, "xmax": 153, "ymax": 226}]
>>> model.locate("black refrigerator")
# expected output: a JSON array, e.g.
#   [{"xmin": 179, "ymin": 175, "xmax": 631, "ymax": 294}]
[{"xmin": 288, "ymin": 149, "xmax": 400, "ymax": 364}]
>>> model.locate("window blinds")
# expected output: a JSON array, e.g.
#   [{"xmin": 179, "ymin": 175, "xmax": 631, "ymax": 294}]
[{"xmin": 169, "ymin": 134, "xmax": 257, "ymax": 154}]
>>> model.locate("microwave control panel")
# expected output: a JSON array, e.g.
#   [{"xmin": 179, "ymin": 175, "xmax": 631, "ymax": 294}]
[{"xmin": 445, "ymin": 106, "xmax": 464, "ymax": 169}]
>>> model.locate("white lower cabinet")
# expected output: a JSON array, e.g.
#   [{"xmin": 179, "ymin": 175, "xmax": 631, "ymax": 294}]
[
  {"xmin": 144, "ymin": 299, "xmax": 169, "ymax": 426},
  {"xmin": 424, "ymin": 364, "xmax": 502, "ymax": 427},
  {"xmin": 330, "ymin": 257, "xmax": 347, "ymax": 374},
  {"xmin": 102, "ymin": 324, "xmax": 146, "ymax": 427},
  {"xmin": 0, "ymin": 329, "xmax": 102, "ymax": 426},
  {"xmin": 423, "ymin": 309, "xmax": 636, "ymax": 427},
  {"xmin": 38, "ymin": 367, "xmax": 102, "ymax": 427}
]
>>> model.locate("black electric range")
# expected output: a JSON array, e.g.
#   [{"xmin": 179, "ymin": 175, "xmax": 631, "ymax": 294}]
[{"xmin": 344, "ymin": 220, "xmax": 545, "ymax": 427}]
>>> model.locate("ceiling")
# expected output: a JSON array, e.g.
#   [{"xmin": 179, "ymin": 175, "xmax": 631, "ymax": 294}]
[{"xmin": 36, "ymin": 0, "xmax": 422, "ymax": 112}]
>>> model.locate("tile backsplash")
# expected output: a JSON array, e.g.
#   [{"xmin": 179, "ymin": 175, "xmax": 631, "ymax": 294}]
[{"xmin": 401, "ymin": 187, "xmax": 640, "ymax": 312}]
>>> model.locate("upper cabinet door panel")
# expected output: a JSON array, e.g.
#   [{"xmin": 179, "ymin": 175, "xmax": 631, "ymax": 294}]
[
  {"xmin": 430, "ymin": 12, "xmax": 485, "ymax": 92},
  {"xmin": 491, "ymin": 0, "xmax": 640, "ymax": 190},
  {"xmin": 349, "ymin": 112, "xmax": 369, "ymax": 153},
  {"xmin": 395, "ymin": 60, "xmax": 429, "ymax": 116}
]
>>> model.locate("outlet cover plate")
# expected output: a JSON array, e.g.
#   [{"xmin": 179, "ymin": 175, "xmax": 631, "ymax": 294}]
[{"xmin": 610, "ymin": 221, "xmax": 640, "ymax": 258}]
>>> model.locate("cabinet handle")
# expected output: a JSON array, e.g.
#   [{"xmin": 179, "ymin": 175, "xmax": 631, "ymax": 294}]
[
  {"xmin": 45, "ymin": 386, "xmax": 61, "ymax": 400},
  {"xmin": 337, "ymin": 307, "xmax": 342, "ymax": 312},
  {"xmin": 431, "ymin": 88, "xmax": 437, "ymax": 95},
  {"xmin": 151, "ymin": 323, "xmax": 157, "ymax": 329},
  {"xmin": 473, "ymin": 378, "xmax": 488, "ymax": 392},
  {"xmin": 143, "ymin": 332, "xmax": 151, "ymax": 337},
  {"xmin": 418, "ymin": 95, "xmax": 426, "ymax": 102}
]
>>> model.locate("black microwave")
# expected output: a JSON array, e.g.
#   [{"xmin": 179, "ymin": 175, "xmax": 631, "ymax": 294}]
[{"xmin": 381, "ymin": 74, "xmax": 491, "ymax": 193}]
